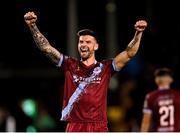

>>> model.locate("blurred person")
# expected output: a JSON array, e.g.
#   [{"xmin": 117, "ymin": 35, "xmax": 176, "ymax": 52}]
[
  {"xmin": 0, "ymin": 105, "xmax": 16, "ymax": 132},
  {"xmin": 33, "ymin": 99, "xmax": 57, "ymax": 132},
  {"xmin": 141, "ymin": 67, "xmax": 180, "ymax": 132},
  {"xmin": 24, "ymin": 11, "xmax": 147, "ymax": 132}
]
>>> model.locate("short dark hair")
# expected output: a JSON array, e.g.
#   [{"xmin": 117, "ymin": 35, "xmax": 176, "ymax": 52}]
[
  {"xmin": 154, "ymin": 67, "xmax": 173, "ymax": 78},
  {"xmin": 77, "ymin": 29, "xmax": 98, "ymax": 42}
]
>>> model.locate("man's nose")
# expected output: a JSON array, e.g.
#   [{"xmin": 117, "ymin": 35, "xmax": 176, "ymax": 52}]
[{"xmin": 80, "ymin": 42, "xmax": 87, "ymax": 46}]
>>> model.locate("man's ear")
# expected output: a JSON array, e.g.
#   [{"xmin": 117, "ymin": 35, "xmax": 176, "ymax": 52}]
[
  {"xmin": 94, "ymin": 43, "xmax": 99, "ymax": 50},
  {"xmin": 169, "ymin": 77, "xmax": 173, "ymax": 84}
]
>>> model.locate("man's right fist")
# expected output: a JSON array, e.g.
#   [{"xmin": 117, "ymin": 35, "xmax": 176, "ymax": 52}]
[{"xmin": 24, "ymin": 11, "xmax": 37, "ymax": 25}]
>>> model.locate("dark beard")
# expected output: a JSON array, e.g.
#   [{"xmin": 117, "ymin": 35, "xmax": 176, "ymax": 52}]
[
  {"xmin": 81, "ymin": 56, "xmax": 89, "ymax": 61},
  {"xmin": 80, "ymin": 51, "xmax": 91, "ymax": 60},
  {"xmin": 79, "ymin": 46, "xmax": 91, "ymax": 60}
]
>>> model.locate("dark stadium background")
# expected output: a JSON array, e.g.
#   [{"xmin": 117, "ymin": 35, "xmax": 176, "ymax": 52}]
[{"xmin": 0, "ymin": 0, "xmax": 180, "ymax": 131}]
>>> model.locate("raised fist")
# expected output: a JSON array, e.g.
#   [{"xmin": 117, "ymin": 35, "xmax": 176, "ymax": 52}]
[
  {"xmin": 24, "ymin": 11, "xmax": 37, "ymax": 26},
  {"xmin": 134, "ymin": 20, "xmax": 147, "ymax": 32}
]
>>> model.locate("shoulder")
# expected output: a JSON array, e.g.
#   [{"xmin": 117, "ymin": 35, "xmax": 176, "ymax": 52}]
[
  {"xmin": 60, "ymin": 55, "xmax": 79, "ymax": 69},
  {"xmin": 145, "ymin": 89, "xmax": 159, "ymax": 99},
  {"xmin": 63, "ymin": 55, "xmax": 79, "ymax": 64},
  {"xmin": 100, "ymin": 59, "xmax": 113, "ymax": 65},
  {"xmin": 171, "ymin": 88, "xmax": 180, "ymax": 95}
]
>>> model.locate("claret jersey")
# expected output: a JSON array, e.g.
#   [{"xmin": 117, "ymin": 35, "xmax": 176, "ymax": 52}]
[
  {"xmin": 143, "ymin": 88, "xmax": 180, "ymax": 132},
  {"xmin": 57, "ymin": 55, "xmax": 118, "ymax": 122}
]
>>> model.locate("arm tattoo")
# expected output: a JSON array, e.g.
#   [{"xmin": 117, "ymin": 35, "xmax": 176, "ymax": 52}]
[
  {"xmin": 44, "ymin": 46, "xmax": 61, "ymax": 64},
  {"xmin": 29, "ymin": 24, "xmax": 60, "ymax": 64},
  {"xmin": 126, "ymin": 37, "xmax": 138, "ymax": 51}
]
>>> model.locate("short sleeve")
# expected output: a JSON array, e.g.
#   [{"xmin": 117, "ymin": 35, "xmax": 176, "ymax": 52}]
[
  {"xmin": 56, "ymin": 54, "xmax": 64, "ymax": 67},
  {"xmin": 56, "ymin": 54, "xmax": 70, "ymax": 71},
  {"xmin": 143, "ymin": 94, "xmax": 152, "ymax": 114},
  {"xmin": 56, "ymin": 55, "xmax": 78, "ymax": 72},
  {"xmin": 102, "ymin": 59, "xmax": 119, "ymax": 76},
  {"xmin": 112, "ymin": 58, "xmax": 121, "ymax": 72}
]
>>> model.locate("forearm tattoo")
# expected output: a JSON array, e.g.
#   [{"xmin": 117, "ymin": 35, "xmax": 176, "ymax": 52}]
[
  {"xmin": 126, "ymin": 37, "xmax": 138, "ymax": 51},
  {"xmin": 29, "ymin": 24, "xmax": 60, "ymax": 64}
]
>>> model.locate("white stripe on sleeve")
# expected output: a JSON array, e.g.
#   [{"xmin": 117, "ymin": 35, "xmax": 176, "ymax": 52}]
[{"xmin": 56, "ymin": 54, "xmax": 64, "ymax": 67}]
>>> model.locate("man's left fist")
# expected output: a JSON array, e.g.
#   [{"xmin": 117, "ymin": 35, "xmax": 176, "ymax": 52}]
[{"xmin": 134, "ymin": 20, "xmax": 147, "ymax": 32}]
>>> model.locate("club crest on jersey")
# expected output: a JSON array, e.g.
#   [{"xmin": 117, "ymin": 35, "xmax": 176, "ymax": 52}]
[{"xmin": 93, "ymin": 66, "xmax": 102, "ymax": 75}]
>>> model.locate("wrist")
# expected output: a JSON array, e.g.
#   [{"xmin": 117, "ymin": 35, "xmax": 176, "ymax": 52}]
[{"xmin": 28, "ymin": 23, "xmax": 36, "ymax": 27}]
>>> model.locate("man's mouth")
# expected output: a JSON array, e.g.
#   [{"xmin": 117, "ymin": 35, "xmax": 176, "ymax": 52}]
[{"xmin": 80, "ymin": 47, "xmax": 89, "ymax": 52}]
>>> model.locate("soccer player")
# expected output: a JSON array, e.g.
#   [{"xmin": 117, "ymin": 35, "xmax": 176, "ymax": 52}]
[
  {"xmin": 141, "ymin": 67, "xmax": 180, "ymax": 132},
  {"xmin": 24, "ymin": 11, "xmax": 147, "ymax": 132}
]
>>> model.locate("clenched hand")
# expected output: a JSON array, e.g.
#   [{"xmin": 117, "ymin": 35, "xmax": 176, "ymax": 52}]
[
  {"xmin": 134, "ymin": 20, "xmax": 147, "ymax": 32},
  {"xmin": 24, "ymin": 11, "xmax": 37, "ymax": 26}
]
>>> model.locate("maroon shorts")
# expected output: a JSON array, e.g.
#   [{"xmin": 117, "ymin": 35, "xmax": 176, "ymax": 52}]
[{"xmin": 66, "ymin": 122, "xmax": 109, "ymax": 132}]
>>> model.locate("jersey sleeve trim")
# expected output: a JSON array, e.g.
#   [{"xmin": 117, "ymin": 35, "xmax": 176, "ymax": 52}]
[
  {"xmin": 112, "ymin": 59, "xmax": 121, "ymax": 71},
  {"xmin": 143, "ymin": 108, "xmax": 152, "ymax": 114},
  {"xmin": 56, "ymin": 54, "xmax": 64, "ymax": 67}
]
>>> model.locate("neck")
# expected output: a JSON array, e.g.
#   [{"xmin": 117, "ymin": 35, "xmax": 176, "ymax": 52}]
[
  {"xmin": 81, "ymin": 55, "xmax": 96, "ymax": 66},
  {"xmin": 158, "ymin": 85, "xmax": 170, "ymax": 90}
]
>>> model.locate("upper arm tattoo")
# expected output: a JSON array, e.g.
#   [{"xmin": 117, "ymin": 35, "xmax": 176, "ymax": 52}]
[{"xmin": 29, "ymin": 24, "xmax": 61, "ymax": 64}]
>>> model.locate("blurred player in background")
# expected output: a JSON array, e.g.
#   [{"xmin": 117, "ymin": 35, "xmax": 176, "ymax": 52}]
[
  {"xmin": 141, "ymin": 67, "xmax": 180, "ymax": 132},
  {"xmin": 24, "ymin": 11, "xmax": 147, "ymax": 132}
]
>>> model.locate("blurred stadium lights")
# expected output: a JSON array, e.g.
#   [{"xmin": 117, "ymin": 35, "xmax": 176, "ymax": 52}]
[
  {"xmin": 26, "ymin": 125, "xmax": 36, "ymax": 132},
  {"xmin": 21, "ymin": 98, "xmax": 38, "ymax": 119}
]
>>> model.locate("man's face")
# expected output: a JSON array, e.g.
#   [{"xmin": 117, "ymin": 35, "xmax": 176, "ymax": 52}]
[
  {"xmin": 155, "ymin": 75, "xmax": 173, "ymax": 86},
  {"xmin": 78, "ymin": 35, "xmax": 98, "ymax": 60}
]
